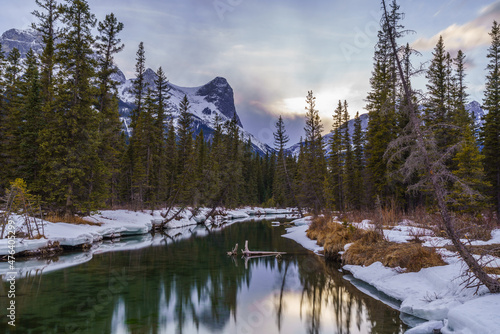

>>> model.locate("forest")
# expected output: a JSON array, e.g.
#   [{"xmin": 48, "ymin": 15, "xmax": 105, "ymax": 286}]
[{"xmin": 0, "ymin": 0, "xmax": 499, "ymax": 227}]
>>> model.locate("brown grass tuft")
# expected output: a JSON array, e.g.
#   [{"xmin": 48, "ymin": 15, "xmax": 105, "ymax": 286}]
[
  {"xmin": 307, "ymin": 215, "xmax": 446, "ymax": 272},
  {"xmin": 344, "ymin": 241, "xmax": 446, "ymax": 272},
  {"xmin": 484, "ymin": 267, "xmax": 500, "ymax": 275},
  {"xmin": 45, "ymin": 214, "xmax": 102, "ymax": 226}
]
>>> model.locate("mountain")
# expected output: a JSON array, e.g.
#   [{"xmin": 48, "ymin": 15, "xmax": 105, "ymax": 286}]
[
  {"xmin": 286, "ymin": 101, "xmax": 485, "ymax": 156},
  {"xmin": 0, "ymin": 29, "xmax": 43, "ymax": 57},
  {"xmin": 117, "ymin": 71, "xmax": 270, "ymax": 155},
  {"xmin": 0, "ymin": 28, "xmax": 272, "ymax": 156}
]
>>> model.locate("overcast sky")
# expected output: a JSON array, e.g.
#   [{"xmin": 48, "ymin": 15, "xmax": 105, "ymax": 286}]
[{"xmin": 1, "ymin": 0, "xmax": 499, "ymax": 145}]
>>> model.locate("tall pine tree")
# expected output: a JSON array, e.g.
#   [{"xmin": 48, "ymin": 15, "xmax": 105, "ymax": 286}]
[{"xmin": 482, "ymin": 21, "xmax": 500, "ymax": 217}]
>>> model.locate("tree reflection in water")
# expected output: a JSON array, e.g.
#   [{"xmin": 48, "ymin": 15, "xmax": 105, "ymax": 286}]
[{"xmin": 0, "ymin": 221, "xmax": 408, "ymax": 334}]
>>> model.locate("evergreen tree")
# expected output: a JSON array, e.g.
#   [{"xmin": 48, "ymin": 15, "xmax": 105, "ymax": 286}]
[
  {"xmin": 221, "ymin": 116, "xmax": 244, "ymax": 207},
  {"xmin": 31, "ymin": 0, "xmax": 59, "ymax": 104},
  {"xmin": 326, "ymin": 101, "xmax": 344, "ymax": 210},
  {"xmin": 151, "ymin": 67, "xmax": 170, "ymax": 204},
  {"xmin": 18, "ymin": 49, "xmax": 44, "ymax": 186},
  {"xmin": 298, "ymin": 91, "xmax": 326, "ymax": 213},
  {"xmin": 1, "ymin": 48, "xmax": 23, "ymax": 186},
  {"xmin": 95, "ymin": 12, "xmax": 125, "ymax": 207},
  {"xmin": 37, "ymin": 0, "xmax": 101, "ymax": 214},
  {"xmin": 449, "ymin": 125, "xmax": 489, "ymax": 213},
  {"xmin": 481, "ymin": 21, "xmax": 500, "ymax": 217},
  {"xmin": 164, "ymin": 116, "xmax": 178, "ymax": 203},
  {"xmin": 176, "ymin": 95, "xmax": 195, "ymax": 206},
  {"xmin": 131, "ymin": 42, "xmax": 146, "ymax": 127},
  {"xmin": 424, "ymin": 36, "xmax": 449, "ymax": 151},
  {"xmin": 365, "ymin": 38, "xmax": 398, "ymax": 206},
  {"xmin": 342, "ymin": 101, "xmax": 355, "ymax": 210},
  {"xmin": 272, "ymin": 115, "xmax": 290, "ymax": 207},
  {"xmin": 352, "ymin": 112, "xmax": 365, "ymax": 209}
]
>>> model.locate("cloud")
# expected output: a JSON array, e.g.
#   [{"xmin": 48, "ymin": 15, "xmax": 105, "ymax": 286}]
[{"xmin": 412, "ymin": 0, "xmax": 500, "ymax": 51}]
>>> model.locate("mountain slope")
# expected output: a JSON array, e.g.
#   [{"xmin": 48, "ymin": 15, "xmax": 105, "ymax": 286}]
[
  {"xmin": 117, "ymin": 70, "xmax": 271, "ymax": 155},
  {"xmin": 1, "ymin": 28, "xmax": 272, "ymax": 156}
]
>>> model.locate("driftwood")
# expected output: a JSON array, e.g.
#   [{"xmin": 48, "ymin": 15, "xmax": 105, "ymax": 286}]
[
  {"xmin": 227, "ymin": 243, "xmax": 238, "ymax": 256},
  {"xmin": 241, "ymin": 240, "xmax": 286, "ymax": 257}
]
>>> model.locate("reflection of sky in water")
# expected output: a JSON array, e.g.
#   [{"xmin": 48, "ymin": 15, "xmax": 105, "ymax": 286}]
[{"xmin": 108, "ymin": 257, "xmax": 388, "ymax": 334}]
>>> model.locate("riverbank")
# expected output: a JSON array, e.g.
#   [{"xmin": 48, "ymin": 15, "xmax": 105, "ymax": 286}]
[
  {"xmin": 282, "ymin": 216, "xmax": 500, "ymax": 334},
  {"xmin": 0, "ymin": 207, "xmax": 298, "ymax": 278}
]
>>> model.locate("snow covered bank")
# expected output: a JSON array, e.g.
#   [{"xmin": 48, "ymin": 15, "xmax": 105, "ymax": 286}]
[
  {"xmin": 0, "ymin": 208, "xmax": 298, "ymax": 280},
  {"xmin": 282, "ymin": 216, "xmax": 500, "ymax": 334}
]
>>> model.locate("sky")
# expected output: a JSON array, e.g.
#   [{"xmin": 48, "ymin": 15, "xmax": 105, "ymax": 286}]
[{"xmin": 1, "ymin": 0, "xmax": 499, "ymax": 146}]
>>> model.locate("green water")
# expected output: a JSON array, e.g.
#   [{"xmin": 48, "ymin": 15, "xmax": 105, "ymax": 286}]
[{"xmin": 1, "ymin": 221, "xmax": 408, "ymax": 333}]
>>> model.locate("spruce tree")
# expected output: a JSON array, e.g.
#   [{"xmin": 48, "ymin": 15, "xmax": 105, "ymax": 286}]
[
  {"xmin": 95, "ymin": 12, "xmax": 125, "ymax": 207},
  {"xmin": 272, "ymin": 115, "xmax": 290, "ymax": 207},
  {"xmin": 481, "ymin": 21, "xmax": 500, "ymax": 217},
  {"xmin": 352, "ymin": 112, "xmax": 365, "ymax": 209},
  {"xmin": 424, "ymin": 36, "xmax": 449, "ymax": 151},
  {"xmin": 326, "ymin": 101, "xmax": 344, "ymax": 210},
  {"xmin": 342, "ymin": 101, "xmax": 354, "ymax": 210},
  {"xmin": 38, "ymin": 0, "xmax": 101, "ymax": 214},
  {"xmin": 31, "ymin": 0, "xmax": 59, "ymax": 104},
  {"xmin": 176, "ymin": 95, "xmax": 195, "ymax": 206},
  {"xmin": 298, "ymin": 91, "xmax": 326, "ymax": 213},
  {"xmin": 1, "ymin": 48, "xmax": 23, "ymax": 186},
  {"xmin": 18, "ymin": 49, "xmax": 44, "ymax": 186}
]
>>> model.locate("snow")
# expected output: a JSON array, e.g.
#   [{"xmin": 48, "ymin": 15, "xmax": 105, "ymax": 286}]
[
  {"xmin": 0, "ymin": 207, "xmax": 297, "ymax": 280},
  {"xmin": 281, "ymin": 215, "xmax": 500, "ymax": 334}
]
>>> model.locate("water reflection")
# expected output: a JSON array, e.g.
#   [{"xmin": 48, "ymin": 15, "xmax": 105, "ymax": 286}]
[{"xmin": 0, "ymin": 221, "xmax": 408, "ymax": 333}]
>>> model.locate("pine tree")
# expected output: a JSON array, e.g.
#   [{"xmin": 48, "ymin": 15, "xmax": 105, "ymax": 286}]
[
  {"xmin": 1, "ymin": 48, "xmax": 23, "ymax": 186},
  {"xmin": 18, "ymin": 49, "xmax": 44, "ymax": 186},
  {"xmin": 164, "ymin": 116, "xmax": 177, "ymax": 203},
  {"xmin": 151, "ymin": 67, "xmax": 170, "ymax": 204},
  {"xmin": 425, "ymin": 36, "xmax": 449, "ymax": 151},
  {"xmin": 131, "ymin": 42, "xmax": 146, "ymax": 127},
  {"xmin": 342, "ymin": 101, "xmax": 354, "ymax": 210},
  {"xmin": 272, "ymin": 115, "xmax": 290, "ymax": 207},
  {"xmin": 481, "ymin": 21, "xmax": 500, "ymax": 217},
  {"xmin": 449, "ymin": 125, "xmax": 489, "ymax": 213},
  {"xmin": 326, "ymin": 101, "xmax": 344, "ymax": 210},
  {"xmin": 127, "ymin": 42, "xmax": 148, "ymax": 207},
  {"xmin": 38, "ymin": 0, "xmax": 101, "ymax": 214},
  {"xmin": 95, "ymin": 12, "xmax": 125, "ymax": 207},
  {"xmin": 31, "ymin": 0, "xmax": 59, "ymax": 104},
  {"xmin": 352, "ymin": 112, "xmax": 365, "ymax": 209},
  {"xmin": 221, "ymin": 116, "xmax": 244, "ymax": 207},
  {"xmin": 176, "ymin": 95, "xmax": 195, "ymax": 206},
  {"xmin": 298, "ymin": 91, "xmax": 326, "ymax": 213}
]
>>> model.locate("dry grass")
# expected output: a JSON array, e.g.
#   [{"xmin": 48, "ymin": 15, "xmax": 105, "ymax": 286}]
[
  {"xmin": 344, "ymin": 238, "xmax": 446, "ymax": 272},
  {"xmin": 484, "ymin": 267, "xmax": 500, "ymax": 275},
  {"xmin": 307, "ymin": 215, "xmax": 446, "ymax": 272},
  {"xmin": 45, "ymin": 214, "xmax": 102, "ymax": 226},
  {"xmin": 404, "ymin": 207, "xmax": 499, "ymax": 242}
]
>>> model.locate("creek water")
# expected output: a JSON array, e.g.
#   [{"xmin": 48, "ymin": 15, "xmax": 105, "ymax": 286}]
[{"xmin": 1, "ymin": 220, "xmax": 410, "ymax": 333}]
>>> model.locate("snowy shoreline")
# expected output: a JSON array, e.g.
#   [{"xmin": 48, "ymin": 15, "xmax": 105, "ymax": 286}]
[
  {"xmin": 0, "ymin": 207, "xmax": 297, "ymax": 279},
  {"xmin": 282, "ymin": 216, "xmax": 500, "ymax": 334}
]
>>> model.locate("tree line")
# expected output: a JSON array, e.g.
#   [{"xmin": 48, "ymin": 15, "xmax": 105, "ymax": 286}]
[
  {"xmin": 0, "ymin": 0, "xmax": 499, "ymax": 222},
  {"xmin": 293, "ymin": 2, "xmax": 500, "ymax": 220},
  {"xmin": 0, "ymin": 0, "xmax": 282, "ymax": 215}
]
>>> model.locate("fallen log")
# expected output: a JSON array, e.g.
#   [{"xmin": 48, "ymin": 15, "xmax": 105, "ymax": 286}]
[
  {"xmin": 241, "ymin": 240, "xmax": 286, "ymax": 257},
  {"xmin": 227, "ymin": 243, "xmax": 239, "ymax": 256}
]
